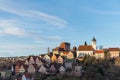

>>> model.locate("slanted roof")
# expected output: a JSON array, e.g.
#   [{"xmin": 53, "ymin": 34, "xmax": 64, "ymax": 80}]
[
  {"xmin": 109, "ymin": 48, "xmax": 120, "ymax": 51},
  {"xmin": 78, "ymin": 45, "xmax": 94, "ymax": 51},
  {"xmin": 95, "ymin": 50, "xmax": 104, "ymax": 54}
]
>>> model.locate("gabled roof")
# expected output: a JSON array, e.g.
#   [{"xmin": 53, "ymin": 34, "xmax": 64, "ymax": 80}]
[
  {"xmin": 109, "ymin": 48, "xmax": 120, "ymax": 51},
  {"xmin": 95, "ymin": 50, "xmax": 104, "ymax": 54},
  {"xmin": 78, "ymin": 45, "xmax": 94, "ymax": 51},
  {"xmin": 27, "ymin": 56, "xmax": 40, "ymax": 62}
]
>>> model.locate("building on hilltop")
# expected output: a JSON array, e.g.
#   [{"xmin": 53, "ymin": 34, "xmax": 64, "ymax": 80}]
[
  {"xmin": 109, "ymin": 48, "xmax": 120, "ymax": 58},
  {"xmin": 60, "ymin": 42, "xmax": 70, "ymax": 51},
  {"xmin": 52, "ymin": 42, "xmax": 70, "ymax": 54},
  {"xmin": 94, "ymin": 50, "xmax": 104, "ymax": 59},
  {"xmin": 77, "ymin": 37, "xmax": 96, "ymax": 57},
  {"xmin": 92, "ymin": 37, "xmax": 97, "ymax": 50}
]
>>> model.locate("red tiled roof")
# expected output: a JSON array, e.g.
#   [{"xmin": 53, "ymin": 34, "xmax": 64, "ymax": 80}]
[
  {"xmin": 53, "ymin": 47, "xmax": 65, "ymax": 51},
  {"xmin": 109, "ymin": 48, "xmax": 119, "ymax": 51},
  {"xmin": 78, "ymin": 45, "xmax": 94, "ymax": 51},
  {"xmin": 95, "ymin": 50, "xmax": 104, "ymax": 54}
]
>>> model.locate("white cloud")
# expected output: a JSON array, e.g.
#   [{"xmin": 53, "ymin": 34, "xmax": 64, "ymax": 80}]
[
  {"xmin": 0, "ymin": 4, "xmax": 67, "ymax": 28},
  {"xmin": 28, "ymin": 10, "xmax": 67, "ymax": 28},
  {"xmin": 0, "ymin": 20, "xmax": 27, "ymax": 36},
  {"xmin": 0, "ymin": 27, "xmax": 26, "ymax": 36},
  {"xmin": 0, "ymin": 19, "xmax": 62, "ymax": 42}
]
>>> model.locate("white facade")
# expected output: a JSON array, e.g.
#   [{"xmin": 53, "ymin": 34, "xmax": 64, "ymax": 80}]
[
  {"xmin": 43, "ymin": 55, "xmax": 51, "ymax": 63},
  {"xmin": 57, "ymin": 56, "xmax": 63, "ymax": 64},
  {"xmin": 37, "ymin": 60, "xmax": 43, "ymax": 67},
  {"xmin": 35, "ymin": 57, "xmax": 39, "ymax": 64},
  {"xmin": 25, "ymin": 60, "xmax": 29, "ymax": 65},
  {"xmin": 109, "ymin": 51, "xmax": 119, "ymax": 58},
  {"xmin": 77, "ymin": 51, "xmax": 93, "ymax": 57},
  {"xmin": 92, "ymin": 41, "xmax": 96, "ymax": 50},
  {"xmin": 19, "ymin": 65, "xmax": 25, "ymax": 73},
  {"xmin": 53, "ymin": 50, "xmax": 59, "ymax": 55},
  {"xmin": 29, "ymin": 57, "xmax": 35, "ymax": 64},
  {"xmin": 39, "ymin": 66, "xmax": 47, "ymax": 74},
  {"xmin": 27, "ymin": 64, "xmax": 35, "ymax": 73},
  {"xmin": 67, "ymin": 51, "xmax": 74, "ymax": 59},
  {"xmin": 94, "ymin": 53, "xmax": 104, "ymax": 59},
  {"xmin": 59, "ymin": 66, "xmax": 65, "ymax": 75}
]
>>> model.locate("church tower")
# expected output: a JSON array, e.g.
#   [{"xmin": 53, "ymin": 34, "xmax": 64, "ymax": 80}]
[{"xmin": 92, "ymin": 37, "xmax": 96, "ymax": 50}]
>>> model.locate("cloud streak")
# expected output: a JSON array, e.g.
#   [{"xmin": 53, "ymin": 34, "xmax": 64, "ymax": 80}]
[
  {"xmin": 0, "ymin": 20, "xmax": 27, "ymax": 36},
  {"xmin": 0, "ymin": 19, "xmax": 62, "ymax": 42},
  {"xmin": 0, "ymin": 4, "xmax": 67, "ymax": 28}
]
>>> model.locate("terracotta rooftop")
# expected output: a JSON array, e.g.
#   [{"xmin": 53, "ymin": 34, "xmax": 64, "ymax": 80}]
[
  {"xmin": 109, "ymin": 48, "xmax": 120, "ymax": 51},
  {"xmin": 78, "ymin": 45, "xmax": 94, "ymax": 51},
  {"xmin": 95, "ymin": 50, "xmax": 104, "ymax": 54}
]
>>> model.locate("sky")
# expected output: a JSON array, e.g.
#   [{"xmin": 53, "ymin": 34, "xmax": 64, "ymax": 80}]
[{"xmin": 0, "ymin": 0, "xmax": 120, "ymax": 57}]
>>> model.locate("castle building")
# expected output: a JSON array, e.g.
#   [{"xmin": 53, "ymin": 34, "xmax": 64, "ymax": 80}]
[
  {"xmin": 52, "ymin": 42, "xmax": 70, "ymax": 54},
  {"xmin": 77, "ymin": 37, "xmax": 96, "ymax": 57},
  {"xmin": 60, "ymin": 42, "xmax": 70, "ymax": 51}
]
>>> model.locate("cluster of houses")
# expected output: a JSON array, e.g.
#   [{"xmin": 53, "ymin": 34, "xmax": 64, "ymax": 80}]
[
  {"xmin": 53, "ymin": 37, "xmax": 120, "ymax": 59},
  {"xmin": 12, "ymin": 53, "xmax": 82, "ymax": 79},
  {"xmin": 7, "ymin": 37, "xmax": 120, "ymax": 79}
]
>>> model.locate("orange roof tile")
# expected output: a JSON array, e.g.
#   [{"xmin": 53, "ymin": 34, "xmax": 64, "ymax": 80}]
[
  {"xmin": 78, "ymin": 45, "xmax": 94, "ymax": 51},
  {"xmin": 109, "ymin": 48, "xmax": 119, "ymax": 51},
  {"xmin": 95, "ymin": 50, "xmax": 104, "ymax": 54}
]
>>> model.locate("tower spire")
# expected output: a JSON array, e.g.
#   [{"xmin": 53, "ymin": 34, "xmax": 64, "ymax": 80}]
[
  {"xmin": 47, "ymin": 47, "xmax": 50, "ymax": 54},
  {"xmin": 84, "ymin": 41, "xmax": 87, "ymax": 46},
  {"xmin": 92, "ymin": 37, "xmax": 97, "ymax": 50}
]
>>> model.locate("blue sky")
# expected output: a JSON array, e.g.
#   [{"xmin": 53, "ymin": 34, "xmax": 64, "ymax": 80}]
[{"xmin": 0, "ymin": 0, "xmax": 120, "ymax": 57}]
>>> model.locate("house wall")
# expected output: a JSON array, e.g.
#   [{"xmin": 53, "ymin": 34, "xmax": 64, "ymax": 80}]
[
  {"xmin": 109, "ymin": 51, "xmax": 119, "ymax": 58},
  {"xmin": 77, "ymin": 51, "xmax": 93, "ymax": 57},
  {"xmin": 19, "ymin": 65, "xmax": 25, "ymax": 73},
  {"xmin": 67, "ymin": 52, "xmax": 74, "ymax": 59},
  {"xmin": 58, "ymin": 56, "xmax": 63, "ymax": 64},
  {"xmin": 29, "ymin": 57, "xmax": 35, "ymax": 64},
  {"xmin": 53, "ymin": 50, "xmax": 59, "ymax": 54},
  {"xmin": 95, "ymin": 53, "xmax": 104, "ymax": 59},
  {"xmin": 27, "ymin": 65, "xmax": 35, "ymax": 73}
]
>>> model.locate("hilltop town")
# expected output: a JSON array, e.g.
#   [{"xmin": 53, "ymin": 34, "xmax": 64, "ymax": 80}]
[{"xmin": 0, "ymin": 37, "xmax": 120, "ymax": 80}]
